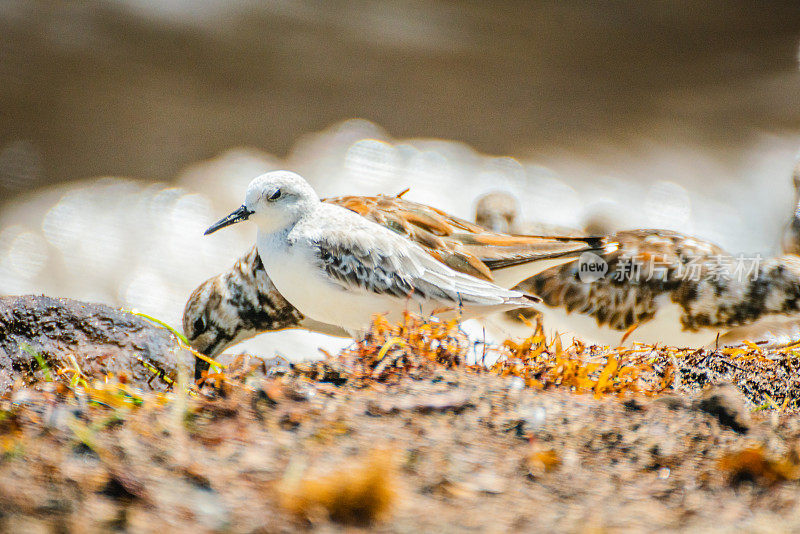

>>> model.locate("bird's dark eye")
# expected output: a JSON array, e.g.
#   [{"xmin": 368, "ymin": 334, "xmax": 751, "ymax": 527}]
[
  {"xmin": 268, "ymin": 189, "xmax": 282, "ymax": 201},
  {"xmin": 193, "ymin": 316, "xmax": 206, "ymax": 335}
]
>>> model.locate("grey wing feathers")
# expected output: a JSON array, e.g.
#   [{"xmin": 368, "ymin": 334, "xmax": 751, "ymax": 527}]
[
  {"xmin": 315, "ymin": 237, "xmax": 538, "ymax": 306},
  {"xmin": 317, "ymin": 242, "xmax": 416, "ymax": 299}
]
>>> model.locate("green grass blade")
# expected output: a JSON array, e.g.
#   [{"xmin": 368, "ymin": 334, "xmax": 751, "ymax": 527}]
[
  {"xmin": 20, "ymin": 343, "xmax": 53, "ymax": 382},
  {"xmin": 130, "ymin": 311, "xmax": 190, "ymax": 345}
]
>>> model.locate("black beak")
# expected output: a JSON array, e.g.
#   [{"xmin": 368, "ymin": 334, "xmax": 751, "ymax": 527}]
[{"xmin": 204, "ymin": 205, "xmax": 253, "ymax": 235}]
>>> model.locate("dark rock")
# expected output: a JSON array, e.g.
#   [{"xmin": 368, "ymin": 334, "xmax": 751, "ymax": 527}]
[
  {"xmin": 695, "ymin": 383, "xmax": 750, "ymax": 434},
  {"xmin": 623, "ymin": 398, "xmax": 645, "ymax": 412},
  {"xmin": 0, "ymin": 295, "xmax": 194, "ymax": 393}
]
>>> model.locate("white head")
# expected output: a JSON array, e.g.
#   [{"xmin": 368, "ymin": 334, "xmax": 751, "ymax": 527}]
[{"xmin": 204, "ymin": 170, "xmax": 320, "ymax": 235}]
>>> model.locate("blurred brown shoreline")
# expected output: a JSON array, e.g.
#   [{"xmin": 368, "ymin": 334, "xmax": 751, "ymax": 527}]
[{"xmin": 2, "ymin": 1, "xmax": 800, "ymax": 197}]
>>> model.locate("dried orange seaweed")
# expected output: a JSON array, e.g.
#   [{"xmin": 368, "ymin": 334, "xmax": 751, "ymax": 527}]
[
  {"xmin": 334, "ymin": 312, "xmax": 469, "ymax": 384},
  {"xmin": 491, "ymin": 318, "xmax": 674, "ymax": 397}
]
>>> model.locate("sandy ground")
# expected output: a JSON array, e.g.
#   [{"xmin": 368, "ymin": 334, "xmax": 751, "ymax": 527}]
[{"xmin": 3, "ymin": 308, "xmax": 800, "ymax": 532}]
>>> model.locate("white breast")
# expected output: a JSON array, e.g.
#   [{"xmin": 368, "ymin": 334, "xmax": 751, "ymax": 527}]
[{"xmin": 256, "ymin": 231, "xmax": 399, "ymax": 335}]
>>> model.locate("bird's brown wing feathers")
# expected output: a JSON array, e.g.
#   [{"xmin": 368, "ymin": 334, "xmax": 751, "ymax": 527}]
[{"xmin": 327, "ymin": 194, "xmax": 606, "ymax": 282}]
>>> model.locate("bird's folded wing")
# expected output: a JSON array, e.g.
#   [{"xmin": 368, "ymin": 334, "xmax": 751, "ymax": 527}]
[
  {"xmin": 447, "ymin": 233, "xmax": 606, "ymax": 271},
  {"xmin": 327, "ymin": 194, "xmax": 609, "ymax": 282},
  {"xmin": 312, "ymin": 231, "xmax": 537, "ymax": 306}
]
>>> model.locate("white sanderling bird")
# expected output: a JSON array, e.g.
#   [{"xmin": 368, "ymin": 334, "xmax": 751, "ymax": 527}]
[
  {"xmin": 186, "ymin": 182, "xmax": 609, "ymax": 376},
  {"xmin": 199, "ymin": 172, "xmax": 607, "ymax": 345}
]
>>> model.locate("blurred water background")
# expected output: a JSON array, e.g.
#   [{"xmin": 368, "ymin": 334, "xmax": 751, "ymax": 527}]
[{"xmin": 2, "ymin": 1, "xmax": 800, "ymax": 358}]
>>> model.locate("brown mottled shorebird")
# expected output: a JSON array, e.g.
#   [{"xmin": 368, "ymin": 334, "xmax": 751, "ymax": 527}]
[
  {"xmin": 500, "ymin": 229, "xmax": 800, "ymax": 347},
  {"xmin": 475, "ymin": 186, "xmax": 800, "ymax": 348}
]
